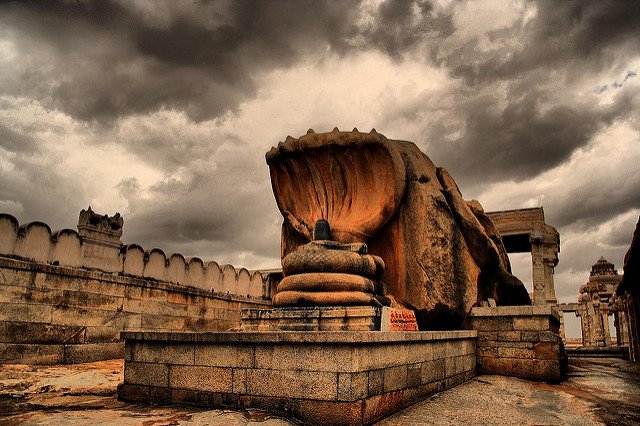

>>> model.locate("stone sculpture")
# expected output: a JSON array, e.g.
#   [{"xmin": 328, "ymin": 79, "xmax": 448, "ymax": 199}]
[
  {"xmin": 266, "ymin": 128, "xmax": 530, "ymax": 329},
  {"xmin": 275, "ymin": 219, "xmax": 387, "ymax": 307}
]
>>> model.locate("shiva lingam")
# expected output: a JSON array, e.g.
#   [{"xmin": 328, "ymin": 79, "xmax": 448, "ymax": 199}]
[{"xmin": 273, "ymin": 219, "xmax": 389, "ymax": 308}]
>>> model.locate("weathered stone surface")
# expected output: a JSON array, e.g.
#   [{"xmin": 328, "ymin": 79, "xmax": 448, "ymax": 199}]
[
  {"xmin": 617, "ymin": 216, "xmax": 640, "ymax": 361},
  {"xmin": 0, "ymin": 342, "xmax": 64, "ymax": 364},
  {"xmin": 0, "ymin": 256, "xmax": 270, "ymax": 365},
  {"xmin": 274, "ymin": 227, "xmax": 388, "ymax": 308},
  {"xmin": 467, "ymin": 306, "xmax": 567, "ymax": 382},
  {"xmin": 124, "ymin": 361, "xmax": 169, "ymax": 387},
  {"xmin": 120, "ymin": 330, "xmax": 477, "ymax": 424},
  {"xmin": 170, "ymin": 365, "xmax": 232, "ymax": 393},
  {"xmin": 242, "ymin": 306, "xmax": 382, "ymax": 331},
  {"xmin": 267, "ymin": 129, "xmax": 530, "ymax": 329},
  {"xmin": 486, "ymin": 208, "xmax": 560, "ymax": 305},
  {"xmin": 63, "ymin": 342, "xmax": 124, "ymax": 363}
]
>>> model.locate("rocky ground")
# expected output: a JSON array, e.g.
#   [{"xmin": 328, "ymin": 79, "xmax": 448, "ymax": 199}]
[{"xmin": 0, "ymin": 357, "xmax": 638, "ymax": 425}]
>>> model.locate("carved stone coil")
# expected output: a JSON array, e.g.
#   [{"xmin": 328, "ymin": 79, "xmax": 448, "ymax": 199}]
[
  {"xmin": 272, "ymin": 290, "xmax": 381, "ymax": 307},
  {"xmin": 282, "ymin": 243, "xmax": 384, "ymax": 279},
  {"xmin": 273, "ymin": 221, "xmax": 386, "ymax": 308},
  {"xmin": 277, "ymin": 273, "xmax": 378, "ymax": 293}
]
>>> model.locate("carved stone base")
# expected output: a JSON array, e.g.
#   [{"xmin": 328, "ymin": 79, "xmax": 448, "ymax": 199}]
[
  {"xmin": 241, "ymin": 306, "xmax": 418, "ymax": 331},
  {"xmin": 119, "ymin": 330, "xmax": 477, "ymax": 425}
]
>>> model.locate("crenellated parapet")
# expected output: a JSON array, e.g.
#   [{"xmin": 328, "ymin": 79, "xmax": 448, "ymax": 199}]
[{"xmin": 0, "ymin": 210, "xmax": 271, "ymax": 300}]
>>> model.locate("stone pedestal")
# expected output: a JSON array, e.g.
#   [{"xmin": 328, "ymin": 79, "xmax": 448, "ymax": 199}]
[
  {"xmin": 118, "ymin": 330, "xmax": 476, "ymax": 425},
  {"xmin": 240, "ymin": 306, "xmax": 418, "ymax": 332},
  {"xmin": 465, "ymin": 306, "xmax": 567, "ymax": 382}
]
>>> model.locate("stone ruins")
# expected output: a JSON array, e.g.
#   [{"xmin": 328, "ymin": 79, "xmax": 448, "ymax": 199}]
[
  {"xmin": 1, "ymin": 128, "xmax": 638, "ymax": 425},
  {"xmin": 555, "ymin": 218, "xmax": 640, "ymax": 362},
  {"xmin": 559, "ymin": 257, "xmax": 626, "ymax": 348},
  {"xmin": 265, "ymin": 128, "xmax": 530, "ymax": 330},
  {"xmin": 0, "ymin": 208, "xmax": 273, "ymax": 364},
  {"xmin": 114, "ymin": 129, "xmax": 567, "ymax": 423},
  {"xmin": 485, "ymin": 208, "xmax": 559, "ymax": 305},
  {"xmin": 617, "ymin": 217, "xmax": 640, "ymax": 362}
]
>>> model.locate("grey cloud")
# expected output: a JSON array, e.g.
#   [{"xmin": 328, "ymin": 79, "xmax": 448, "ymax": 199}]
[
  {"xmin": 1, "ymin": 0, "xmax": 640, "ymax": 275},
  {"xmin": 603, "ymin": 215, "xmax": 640, "ymax": 248},
  {"xmin": 449, "ymin": 1, "xmax": 640, "ymax": 85},
  {"xmin": 0, "ymin": 157, "xmax": 88, "ymax": 231},
  {"xmin": 388, "ymin": 1, "xmax": 640, "ymax": 191},
  {"xmin": 0, "ymin": 123, "xmax": 39, "ymax": 154},
  {"xmin": 121, "ymin": 181, "xmax": 281, "ymax": 262},
  {"xmin": 118, "ymin": 136, "xmax": 281, "ymax": 261},
  {"xmin": 550, "ymin": 184, "xmax": 640, "ymax": 232},
  {"xmin": 428, "ymin": 88, "xmax": 621, "ymax": 186},
  {"xmin": 0, "ymin": 0, "xmax": 361, "ymax": 123},
  {"xmin": 357, "ymin": 0, "xmax": 454, "ymax": 59}
]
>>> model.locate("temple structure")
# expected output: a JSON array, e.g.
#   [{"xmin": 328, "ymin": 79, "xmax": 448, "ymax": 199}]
[
  {"xmin": 486, "ymin": 208, "xmax": 560, "ymax": 306},
  {"xmin": 0, "ymin": 208, "xmax": 272, "ymax": 364},
  {"xmin": 558, "ymin": 257, "xmax": 629, "ymax": 349}
]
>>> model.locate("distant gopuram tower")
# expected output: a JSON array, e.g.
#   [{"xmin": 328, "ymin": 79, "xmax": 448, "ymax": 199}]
[{"xmin": 576, "ymin": 257, "xmax": 625, "ymax": 347}]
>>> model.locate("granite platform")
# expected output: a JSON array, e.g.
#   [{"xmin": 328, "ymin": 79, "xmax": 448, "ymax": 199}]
[{"xmin": 118, "ymin": 330, "xmax": 477, "ymax": 425}]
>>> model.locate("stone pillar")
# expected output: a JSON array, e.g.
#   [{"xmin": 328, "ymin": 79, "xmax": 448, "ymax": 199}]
[
  {"xmin": 542, "ymin": 244, "xmax": 559, "ymax": 305},
  {"xmin": 543, "ymin": 260, "xmax": 557, "ymax": 304},
  {"xmin": 625, "ymin": 294, "xmax": 640, "ymax": 361},
  {"xmin": 589, "ymin": 301, "xmax": 606, "ymax": 347},
  {"xmin": 577, "ymin": 310, "xmax": 591, "ymax": 346},
  {"xmin": 601, "ymin": 311, "xmax": 612, "ymax": 347},
  {"xmin": 558, "ymin": 311, "xmax": 566, "ymax": 342},
  {"xmin": 530, "ymin": 243, "xmax": 546, "ymax": 306},
  {"xmin": 618, "ymin": 310, "xmax": 630, "ymax": 346}
]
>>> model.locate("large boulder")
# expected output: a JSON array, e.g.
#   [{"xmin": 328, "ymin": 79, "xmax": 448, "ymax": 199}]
[{"xmin": 266, "ymin": 129, "xmax": 530, "ymax": 329}]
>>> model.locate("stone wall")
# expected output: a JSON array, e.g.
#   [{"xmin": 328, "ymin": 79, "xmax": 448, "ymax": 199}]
[
  {"xmin": 0, "ymin": 212, "xmax": 276, "ymax": 364},
  {"xmin": 0, "ymin": 214, "xmax": 269, "ymax": 298},
  {"xmin": 465, "ymin": 306, "xmax": 567, "ymax": 382},
  {"xmin": 118, "ymin": 330, "xmax": 477, "ymax": 425},
  {"xmin": 617, "ymin": 215, "xmax": 640, "ymax": 362},
  {"xmin": 0, "ymin": 256, "xmax": 271, "ymax": 364}
]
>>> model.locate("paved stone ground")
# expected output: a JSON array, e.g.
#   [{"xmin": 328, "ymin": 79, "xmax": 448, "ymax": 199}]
[
  {"xmin": 0, "ymin": 357, "xmax": 638, "ymax": 425},
  {"xmin": 379, "ymin": 357, "xmax": 640, "ymax": 425}
]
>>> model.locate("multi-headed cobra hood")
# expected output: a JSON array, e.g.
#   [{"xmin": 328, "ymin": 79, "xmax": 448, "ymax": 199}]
[
  {"xmin": 266, "ymin": 128, "xmax": 531, "ymax": 330},
  {"xmin": 266, "ymin": 127, "xmax": 406, "ymax": 243}
]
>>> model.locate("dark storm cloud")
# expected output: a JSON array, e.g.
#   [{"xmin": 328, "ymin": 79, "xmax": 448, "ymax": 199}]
[
  {"xmin": 449, "ymin": 0, "xmax": 640, "ymax": 85},
  {"xmin": 359, "ymin": 0, "xmax": 454, "ymax": 59},
  {"xmin": 429, "ymin": 86, "xmax": 621, "ymax": 184},
  {"xmin": 401, "ymin": 0, "xmax": 640, "ymax": 190},
  {"xmin": 116, "ymin": 137, "xmax": 280, "ymax": 261},
  {"xmin": 603, "ymin": 215, "xmax": 640, "ymax": 249},
  {"xmin": 0, "ymin": 155, "xmax": 89, "ymax": 230},
  {"xmin": 0, "ymin": 0, "xmax": 360, "ymax": 123},
  {"xmin": 1, "ymin": 0, "xmax": 640, "ymax": 272},
  {"xmin": 549, "ymin": 176, "xmax": 640, "ymax": 232}
]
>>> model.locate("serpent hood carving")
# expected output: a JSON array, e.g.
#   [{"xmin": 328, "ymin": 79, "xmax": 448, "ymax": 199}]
[{"xmin": 266, "ymin": 128, "xmax": 531, "ymax": 330}]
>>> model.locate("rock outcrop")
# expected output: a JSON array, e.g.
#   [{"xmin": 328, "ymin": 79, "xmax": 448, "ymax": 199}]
[{"xmin": 266, "ymin": 128, "xmax": 531, "ymax": 329}]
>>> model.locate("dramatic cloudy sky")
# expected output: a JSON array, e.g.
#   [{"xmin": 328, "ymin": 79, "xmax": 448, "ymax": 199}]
[{"xmin": 1, "ymin": 1, "xmax": 639, "ymax": 326}]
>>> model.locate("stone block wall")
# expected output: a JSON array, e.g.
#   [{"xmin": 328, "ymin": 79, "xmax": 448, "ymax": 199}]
[
  {"xmin": 0, "ymin": 256, "xmax": 271, "ymax": 364},
  {"xmin": 0, "ymin": 214, "xmax": 269, "ymax": 298},
  {"xmin": 465, "ymin": 306, "xmax": 567, "ymax": 382},
  {"xmin": 118, "ymin": 330, "xmax": 477, "ymax": 425}
]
